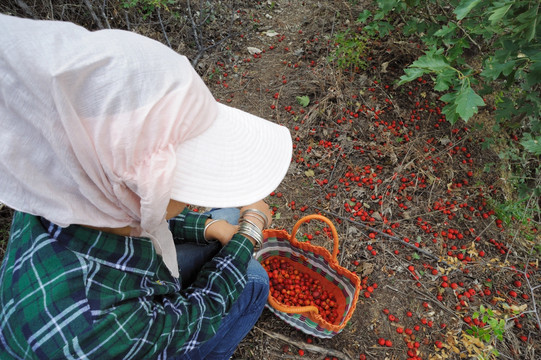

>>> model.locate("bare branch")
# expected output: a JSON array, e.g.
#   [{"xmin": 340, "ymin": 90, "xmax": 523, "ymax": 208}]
[
  {"xmin": 157, "ymin": 7, "xmax": 171, "ymax": 48},
  {"xmin": 314, "ymin": 207, "xmax": 451, "ymax": 266},
  {"xmin": 82, "ymin": 0, "xmax": 104, "ymax": 29},
  {"xmin": 100, "ymin": 0, "xmax": 111, "ymax": 29}
]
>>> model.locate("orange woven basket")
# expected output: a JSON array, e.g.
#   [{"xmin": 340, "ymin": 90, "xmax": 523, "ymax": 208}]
[{"xmin": 255, "ymin": 214, "xmax": 361, "ymax": 338}]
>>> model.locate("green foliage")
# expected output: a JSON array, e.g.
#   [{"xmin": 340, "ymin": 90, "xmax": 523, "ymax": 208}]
[
  {"xmin": 467, "ymin": 305, "xmax": 505, "ymax": 357},
  {"xmin": 491, "ymin": 195, "xmax": 540, "ymax": 227},
  {"xmin": 329, "ymin": 30, "xmax": 368, "ymax": 71},
  {"xmin": 358, "ymin": 0, "xmax": 540, "ymax": 136},
  {"xmin": 355, "ymin": 0, "xmax": 540, "ymax": 243}
]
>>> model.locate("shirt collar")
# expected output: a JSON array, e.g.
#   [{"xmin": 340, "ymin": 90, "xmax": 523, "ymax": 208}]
[{"xmin": 39, "ymin": 216, "xmax": 161, "ymax": 278}]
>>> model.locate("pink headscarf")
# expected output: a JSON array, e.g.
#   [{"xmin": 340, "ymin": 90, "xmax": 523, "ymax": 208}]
[{"xmin": 0, "ymin": 15, "xmax": 292, "ymax": 277}]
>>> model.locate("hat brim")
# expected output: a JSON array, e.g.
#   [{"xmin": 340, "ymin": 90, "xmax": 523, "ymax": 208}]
[{"xmin": 170, "ymin": 103, "xmax": 292, "ymax": 208}]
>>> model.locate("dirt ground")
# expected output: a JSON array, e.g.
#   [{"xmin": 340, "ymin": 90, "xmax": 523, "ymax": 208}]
[{"xmin": 1, "ymin": 1, "xmax": 540, "ymax": 360}]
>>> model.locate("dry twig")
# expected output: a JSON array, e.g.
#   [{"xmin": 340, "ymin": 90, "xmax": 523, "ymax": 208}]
[
  {"xmin": 255, "ymin": 327, "xmax": 353, "ymax": 360},
  {"xmin": 313, "ymin": 207, "xmax": 451, "ymax": 266}
]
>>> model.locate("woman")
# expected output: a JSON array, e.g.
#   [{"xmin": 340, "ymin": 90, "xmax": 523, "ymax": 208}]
[{"xmin": 0, "ymin": 14, "xmax": 292, "ymax": 359}]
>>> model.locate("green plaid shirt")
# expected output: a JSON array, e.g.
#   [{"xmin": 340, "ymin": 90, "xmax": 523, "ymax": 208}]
[{"xmin": 0, "ymin": 209, "xmax": 254, "ymax": 359}]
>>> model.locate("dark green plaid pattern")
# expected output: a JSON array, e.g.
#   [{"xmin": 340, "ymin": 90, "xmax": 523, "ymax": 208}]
[{"xmin": 0, "ymin": 209, "xmax": 253, "ymax": 359}]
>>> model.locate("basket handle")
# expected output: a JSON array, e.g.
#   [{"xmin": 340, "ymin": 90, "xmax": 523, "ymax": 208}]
[
  {"xmin": 290, "ymin": 214, "xmax": 340, "ymax": 261},
  {"xmin": 268, "ymin": 296, "xmax": 320, "ymax": 315}
]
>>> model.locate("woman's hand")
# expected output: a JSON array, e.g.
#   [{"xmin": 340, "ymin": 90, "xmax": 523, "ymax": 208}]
[
  {"xmin": 205, "ymin": 200, "xmax": 272, "ymax": 247},
  {"xmin": 204, "ymin": 220, "xmax": 239, "ymax": 247}
]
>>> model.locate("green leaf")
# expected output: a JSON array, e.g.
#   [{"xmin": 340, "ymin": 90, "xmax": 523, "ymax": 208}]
[
  {"xmin": 448, "ymin": 38, "xmax": 470, "ymax": 63},
  {"xmin": 481, "ymin": 58, "xmax": 517, "ymax": 80},
  {"xmin": 434, "ymin": 69, "xmax": 456, "ymax": 91},
  {"xmin": 398, "ymin": 67, "xmax": 427, "ymax": 85},
  {"xmin": 375, "ymin": 21, "xmax": 395, "ymax": 37},
  {"xmin": 378, "ymin": 0, "xmax": 400, "ymax": 14},
  {"xmin": 455, "ymin": 85, "xmax": 485, "ymax": 121},
  {"xmin": 410, "ymin": 49, "xmax": 450, "ymax": 72},
  {"xmin": 454, "ymin": 0, "xmax": 482, "ymax": 20},
  {"xmin": 434, "ymin": 22, "xmax": 457, "ymax": 37},
  {"xmin": 403, "ymin": 19, "xmax": 425, "ymax": 35},
  {"xmin": 440, "ymin": 92, "xmax": 457, "ymax": 103},
  {"xmin": 488, "ymin": 3, "xmax": 512, "ymax": 24},
  {"xmin": 357, "ymin": 10, "xmax": 372, "ymax": 23},
  {"xmin": 442, "ymin": 102, "xmax": 460, "ymax": 124},
  {"xmin": 412, "ymin": 252, "xmax": 420, "ymax": 260},
  {"xmin": 521, "ymin": 137, "xmax": 541, "ymax": 155},
  {"xmin": 526, "ymin": 56, "xmax": 541, "ymax": 88},
  {"xmin": 399, "ymin": 48, "xmax": 452, "ymax": 86},
  {"xmin": 296, "ymin": 96, "xmax": 310, "ymax": 107}
]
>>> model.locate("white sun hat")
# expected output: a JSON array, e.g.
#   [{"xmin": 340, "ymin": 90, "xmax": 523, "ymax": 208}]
[
  {"xmin": 0, "ymin": 14, "xmax": 292, "ymax": 277},
  {"xmin": 171, "ymin": 102, "xmax": 292, "ymax": 208}
]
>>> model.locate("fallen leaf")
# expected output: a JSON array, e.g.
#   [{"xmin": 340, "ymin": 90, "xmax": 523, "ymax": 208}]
[
  {"xmin": 502, "ymin": 303, "xmax": 527, "ymax": 313},
  {"xmin": 361, "ymin": 262, "xmax": 375, "ymax": 276},
  {"xmin": 247, "ymin": 47, "xmax": 262, "ymax": 54}
]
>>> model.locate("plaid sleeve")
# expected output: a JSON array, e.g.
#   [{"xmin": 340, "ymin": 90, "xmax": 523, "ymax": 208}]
[{"xmin": 168, "ymin": 207, "xmax": 211, "ymax": 245}]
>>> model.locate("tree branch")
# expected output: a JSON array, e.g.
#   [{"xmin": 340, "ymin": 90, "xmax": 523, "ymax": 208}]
[{"xmin": 82, "ymin": 0, "xmax": 104, "ymax": 29}]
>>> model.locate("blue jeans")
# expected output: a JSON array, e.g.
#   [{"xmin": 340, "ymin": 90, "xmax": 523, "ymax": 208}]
[{"xmin": 171, "ymin": 208, "xmax": 269, "ymax": 360}]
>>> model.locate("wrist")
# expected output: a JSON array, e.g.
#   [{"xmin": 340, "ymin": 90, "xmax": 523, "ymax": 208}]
[
  {"xmin": 237, "ymin": 211, "xmax": 265, "ymax": 251},
  {"xmin": 204, "ymin": 219, "xmax": 238, "ymax": 246}
]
